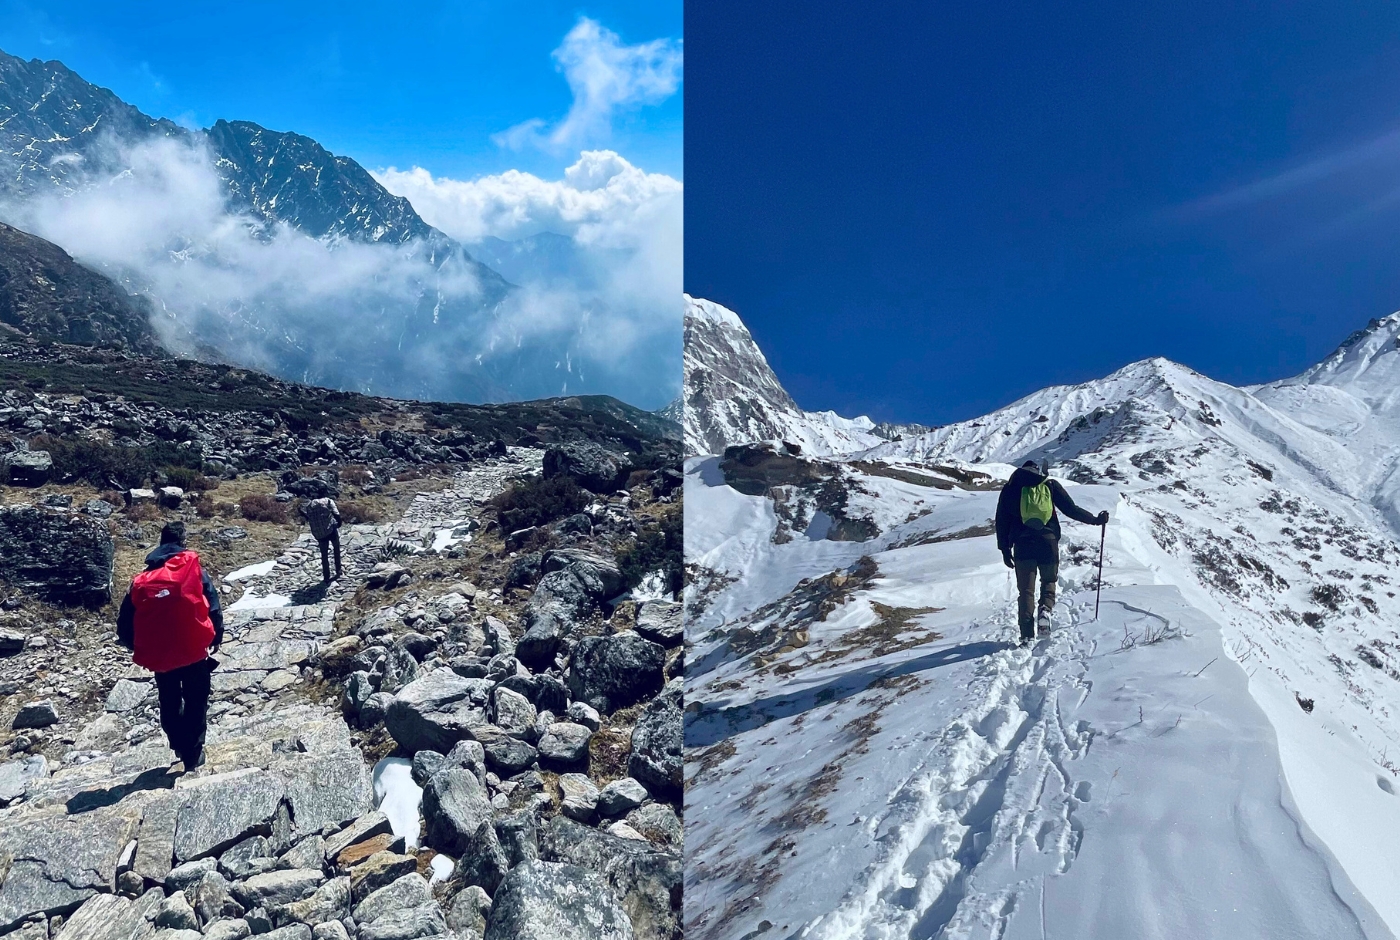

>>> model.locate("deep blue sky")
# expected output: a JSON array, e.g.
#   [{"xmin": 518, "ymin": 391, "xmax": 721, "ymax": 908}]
[
  {"xmin": 685, "ymin": 1, "xmax": 1400, "ymax": 425},
  {"xmin": 0, "ymin": 0, "xmax": 682, "ymax": 180}
]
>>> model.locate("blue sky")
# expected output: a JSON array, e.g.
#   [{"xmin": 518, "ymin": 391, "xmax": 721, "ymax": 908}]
[
  {"xmin": 0, "ymin": 0, "xmax": 682, "ymax": 180},
  {"xmin": 685, "ymin": 0, "xmax": 1400, "ymax": 426}
]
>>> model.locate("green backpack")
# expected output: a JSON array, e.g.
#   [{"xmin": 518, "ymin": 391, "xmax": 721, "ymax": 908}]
[{"xmin": 1020, "ymin": 479, "xmax": 1054, "ymax": 528}]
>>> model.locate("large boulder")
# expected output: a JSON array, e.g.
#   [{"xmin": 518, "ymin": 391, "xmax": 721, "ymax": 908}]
[
  {"xmin": 0, "ymin": 505, "xmax": 114, "ymax": 607},
  {"xmin": 53, "ymin": 894, "xmax": 153, "ymax": 940},
  {"xmin": 515, "ymin": 552, "xmax": 624, "ymax": 670},
  {"xmin": 3, "ymin": 450, "xmax": 52, "ymax": 487},
  {"xmin": 173, "ymin": 771, "xmax": 285, "ymax": 862},
  {"xmin": 542, "ymin": 550, "xmax": 624, "ymax": 600},
  {"xmin": 540, "ymin": 817, "xmax": 679, "ymax": 940},
  {"xmin": 384, "ymin": 670, "xmax": 492, "ymax": 754},
  {"xmin": 484, "ymin": 860, "xmax": 633, "ymax": 940},
  {"xmin": 634, "ymin": 601, "xmax": 682, "ymax": 647},
  {"xmin": 567, "ymin": 634, "xmax": 666, "ymax": 714},
  {"xmin": 0, "ymin": 805, "xmax": 141, "ymax": 932},
  {"xmin": 542, "ymin": 442, "xmax": 632, "ymax": 494},
  {"xmin": 469, "ymin": 725, "xmax": 537, "ymax": 775},
  {"xmin": 627, "ymin": 680, "xmax": 682, "ymax": 798},
  {"xmin": 421, "ymin": 771, "xmax": 494, "ymax": 861}
]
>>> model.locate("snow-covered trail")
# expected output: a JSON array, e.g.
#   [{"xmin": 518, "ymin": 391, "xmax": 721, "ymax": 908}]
[{"xmin": 686, "ymin": 513, "xmax": 1395, "ymax": 940}]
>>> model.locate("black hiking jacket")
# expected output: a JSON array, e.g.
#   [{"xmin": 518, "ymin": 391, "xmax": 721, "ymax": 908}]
[
  {"xmin": 116, "ymin": 542, "xmax": 224, "ymax": 651},
  {"xmin": 995, "ymin": 467, "xmax": 1100, "ymax": 564}
]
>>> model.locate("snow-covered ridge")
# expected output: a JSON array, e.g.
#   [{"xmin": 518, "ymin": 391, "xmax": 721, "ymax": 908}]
[{"xmin": 685, "ymin": 309, "xmax": 1400, "ymax": 939}]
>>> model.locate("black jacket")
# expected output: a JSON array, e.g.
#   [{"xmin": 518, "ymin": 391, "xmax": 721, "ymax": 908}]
[
  {"xmin": 116, "ymin": 543, "xmax": 223, "ymax": 651},
  {"xmin": 995, "ymin": 467, "xmax": 1100, "ymax": 563}
]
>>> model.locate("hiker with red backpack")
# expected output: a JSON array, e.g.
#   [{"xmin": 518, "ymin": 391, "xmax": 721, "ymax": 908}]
[
  {"xmin": 116, "ymin": 521, "xmax": 223, "ymax": 770},
  {"xmin": 995, "ymin": 459, "xmax": 1108, "ymax": 645}
]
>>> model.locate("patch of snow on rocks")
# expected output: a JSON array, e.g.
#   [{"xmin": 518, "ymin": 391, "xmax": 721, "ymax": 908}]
[{"xmin": 372, "ymin": 757, "xmax": 422, "ymax": 850}]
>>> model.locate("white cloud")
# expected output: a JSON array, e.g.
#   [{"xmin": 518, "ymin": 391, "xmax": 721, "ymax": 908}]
[
  {"xmin": 373, "ymin": 149, "xmax": 681, "ymax": 242},
  {"xmin": 494, "ymin": 17, "xmax": 682, "ymax": 153},
  {"xmin": 0, "ymin": 136, "xmax": 679, "ymax": 407}
]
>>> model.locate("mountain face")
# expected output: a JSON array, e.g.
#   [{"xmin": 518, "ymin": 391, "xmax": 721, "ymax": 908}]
[
  {"xmin": 683, "ymin": 295, "xmax": 926, "ymax": 456},
  {"xmin": 685, "ymin": 314, "xmax": 1400, "ymax": 939},
  {"xmin": 205, "ymin": 119, "xmax": 439, "ymax": 245},
  {"xmin": 0, "ymin": 221, "xmax": 161, "ymax": 353},
  {"xmin": 0, "ymin": 50, "xmax": 454, "ymax": 248},
  {"xmin": 0, "ymin": 48, "xmax": 681, "ymax": 407},
  {"xmin": 0, "ymin": 50, "xmax": 181, "ymax": 196}
]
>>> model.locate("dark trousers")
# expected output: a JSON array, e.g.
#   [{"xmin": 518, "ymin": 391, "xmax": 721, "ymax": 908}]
[
  {"xmin": 1014, "ymin": 557, "xmax": 1058, "ymax": 639},
  {"xmin": 155, "ymin": 658, "xmax": 213, "ymax": 762},
  {"xmin": 319, "ymin": 528, "xmax": 342, "ymax": 581}
]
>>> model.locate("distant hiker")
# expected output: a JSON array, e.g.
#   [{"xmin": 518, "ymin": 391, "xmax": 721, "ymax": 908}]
[
  {"xmin": 116, "ymin": 521, "xmax": 222, "ymax": 770},
  {"xmin": 304, "ymin": 496, "xmax": 343, "ymax": 582},
  {"xmin": 995, "ymin": 460, "xmax": 1108, "ymax": 644}
]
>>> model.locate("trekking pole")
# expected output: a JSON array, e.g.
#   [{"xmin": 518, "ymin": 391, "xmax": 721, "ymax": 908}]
[{"xmin": 1094, "ymin": 522, "xmax": 1106, "ymax": 621}]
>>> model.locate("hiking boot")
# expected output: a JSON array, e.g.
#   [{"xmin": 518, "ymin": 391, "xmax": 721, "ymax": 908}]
[
  {"xmin": 1036, "ymin": 611, "xmax": 1051, "ymax": 635},
  {"xmin": 180, "ymin": 749, "xmax": 205, "ymax": 772}
]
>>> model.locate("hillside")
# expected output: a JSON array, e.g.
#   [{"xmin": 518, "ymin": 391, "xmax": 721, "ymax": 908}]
[
  {"xmin": 0, "ymin": 337, "xmax": 683, "ymax": 939},
  {"xmin": 684, "ymin": 311, "xmax": 1400, "ymax": 939}
]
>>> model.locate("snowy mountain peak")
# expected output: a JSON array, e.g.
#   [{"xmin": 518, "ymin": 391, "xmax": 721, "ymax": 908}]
[{"xmin": 683, "ymin": 295, "xmax": 931, "ymax": 457}]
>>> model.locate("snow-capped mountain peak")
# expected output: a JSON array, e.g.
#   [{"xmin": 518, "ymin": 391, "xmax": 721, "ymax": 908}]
[{"xmin": 683, "ymin": 294, "xmax": 929, "ymax": 456}]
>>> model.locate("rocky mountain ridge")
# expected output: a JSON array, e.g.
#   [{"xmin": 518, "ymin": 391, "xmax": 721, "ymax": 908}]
[{"xmin": 682, "ymin": 295, "xmax": 928, "ymax": 457}]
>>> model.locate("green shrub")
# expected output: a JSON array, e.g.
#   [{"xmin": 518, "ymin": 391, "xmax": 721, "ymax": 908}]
[
  {"xmin": 30, "ymin": 434, "xmax": 149, "ymax": 489},
  {"xmin": 491, "ymin": 475, "xmax": 588, "ymax": 532},
  {"xmin": 617, "ymin": 506, "xmax": 682, "ymax": 597}
]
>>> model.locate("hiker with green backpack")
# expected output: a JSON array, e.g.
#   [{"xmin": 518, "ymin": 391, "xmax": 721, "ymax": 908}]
[{"xmin": 995, "ymin": 459, "xmax": 1108, "ymax": 644}]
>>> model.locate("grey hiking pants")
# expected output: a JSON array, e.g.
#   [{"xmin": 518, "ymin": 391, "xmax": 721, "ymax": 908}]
[{"xmin": 1015, "ymin": 557, "xmax": 1057, "ymax": 638}]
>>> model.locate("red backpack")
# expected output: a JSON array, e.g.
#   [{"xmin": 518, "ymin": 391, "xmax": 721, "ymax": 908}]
[{"xmin": 131, "ymin": 550, "xmax": 215, "ymax": 673}]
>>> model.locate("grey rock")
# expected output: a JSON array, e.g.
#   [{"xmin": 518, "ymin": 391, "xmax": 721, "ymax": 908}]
[
  {"xmin": 394, "ymin": 633, "xmax": 435, "ymax": 662},
  {"xmin": 350, "ymin": 875, "xmax": 431, "ymax": 928},
  {"xmin": 408, "ymin": 751, "xmax": 445, "ymax": 787},
  {"xmin": 322, "ymin": 812, "xmax": 391, "ymax": 862},
  {"xmin": 483, "ymin": 618, "xmax": 514, "ymax": 658},
  {"xmin": 443, "ymin": 740, "xmax": 486, "ymax": 787},
  {"xmin": 421, "ymin": 771, "xmax": 504, "ymax": 891},
  {"xmin": 557, "ymin": 774, "xmax": 598, "ymax": 822},
  {"xmin": 4, "ymin": 450, "xmax": 53, "ymax": 486},
  {"xmin": 443, "ymin": 885, "xmax": 490, "ymax": 937},
  {"xmin": 341, "ymin": 673, "xmax": 374, "ymax": 720},
  {"xmin": 0, "ymin": 628, "xmax": 25, "ymax": 655},
  {"xmin": 186, "ymin": 872, "xmax": 244, "ymax": 927},
  {"xmin": 309, "ymin": 923, "xmax": 347, "ymax": 940},
  {"xmin": 348, "ymin": 855, "xmax": 417, "ymax": 904},
  {"xmin": 597, "ymin": 778, "xmax": 649, "ymax": 817},
  {"xmin": 541, "ymin": 443, "xmax": 631, "ymax": 494},
  {"xmin": 627, "ymin": 680, "xmax": 681, "ymax": 797},
  {"xmin": 135, "ymin": 888, "xmax": 165, "ymax": 921},
  {"xmin": 536, "ymin": 723, "xmax": 591, "ymax": 768},
  {"xmin": 384, "ymin": 671, "xmax": 493, "ymax": 754},
  {"xmin": 218, "ymin": 836, "xmax": 272, "ymax": 881},
  {"xmin": 0, "ymin": 755, "xmax": 47, "ymax": 803},
  {"xmin": 173, "ymin": 771, "xmax": 284, "ymax": 862},
  {"xmin": 468, "ymin": 726, "xmax": 537, "ymax": 775},
  {"xmin": 379, "ymin": 649, "xmax": 419, "ymax": 697},
  {"xmin": 105, "ymin": 679, "xmax": 150, "ymax": 713},
  {"xmin": 564, "ymin": 702, "xmax": 600, "ymax": 732},
  {"xmin": 272, "ymin": 877, "xmax": 350, "ymax": 928},
  {"xmin": 135, "ymin": 792, "xmax": 188, "ymax": 883},
  {"xmin": 272, "ymin": 752, "xmax": 373, "ymax": 840},
  {"xmin": 633, "ymin": 601, "xmax": 682, "ymax": 647},
  {"xmin": 494, "ymin": 810, "xmax": 540, "ymax": 868},
  {"xmin": 252, "ymin": 926, "xmax": 309, "ymax": 940},
  {"xmin": 231, "ymin": 871, "xmax": 327, "ymax": 910},
  {"xmin": 151, "ymin": 930, "xmax": 202, "ymax": 940},
  {"xmin": 540, "ymin": 817, "xmax": 679, "ymax": 940},
  {"xmin": 164, "ymin": 859, "xmax": 219, "ymax": 895},
  {"xmin": 356, "ymin": 906, "xmax": 446, "ymax": 940},
  {"xmin": 483, "ymin": 860, "xmax": 633, "ymax": 940},
  {"xmin": 359, "ymin": 693, "xmax": 392, "ymax": 727},
  {"xmin": 491, "ymin": 687, "xmax": 535, "ymax": 739},
  {"xmin": 625, "ymin": 803, "xmax": 681, "ymax": 849},
  {"xmin": 244, "ymin": 909, "xmax": 273, "ymax": 935},
  {"xmin": 204, "ymin": 920, "xmax": 252, "ymax": 940},
  {"xmin": 83, "ymin": 499, "xmax": 114, "ymax": 518},
  {"xmin": 0, "ymin": 505, "xmax": 114, "ymax": 607},
  {"xmin": 12, "ymin": 701, "xmax": 58, "ymax": 730},
  {"xmin": 277, "ymin": 836, "xmax": 325, "ymax": 872},
  {"xmin": 154, "ymin": 893, "xmax": 199, "ymax": 932},
  {"xmin": 0, "ymin": 807, "xmax": 140, "ymax": 932},
  {"xmin": 567, "ymin": 634, "xmax": 665, "ymax": 714},
  {"xmin": 53, "ymin": 895, "xmax": 153, "ymax": 940}
]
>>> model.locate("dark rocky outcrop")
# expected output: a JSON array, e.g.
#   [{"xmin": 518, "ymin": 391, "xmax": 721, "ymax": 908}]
[{"xmin": 0, "ymin": 505, "xmax": 114, "ymax": 607}]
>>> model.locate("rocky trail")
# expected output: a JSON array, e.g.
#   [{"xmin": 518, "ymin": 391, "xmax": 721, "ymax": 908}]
[{"xmin": 1, "ymin": 446, "xmax": 684, "ymax": 940}]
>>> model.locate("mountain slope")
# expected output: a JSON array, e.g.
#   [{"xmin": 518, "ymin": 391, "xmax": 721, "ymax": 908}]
[
  {"xmin": 685, "ymin": 317, "xmax": 1400, "ymax": 939},
  {"xmin": 0, "ymin": 221, "xmax": 161, "ymax": 354},
  {"xmin": 683, "ymin": 295, "xmax": 919, "ymax": 456}
]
